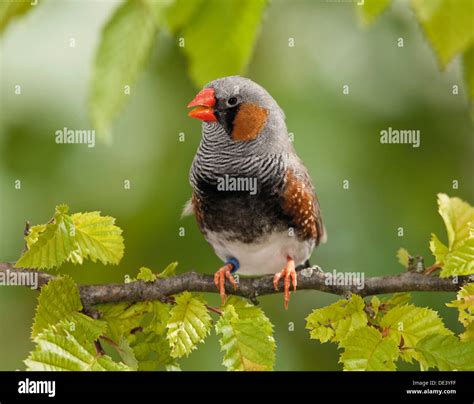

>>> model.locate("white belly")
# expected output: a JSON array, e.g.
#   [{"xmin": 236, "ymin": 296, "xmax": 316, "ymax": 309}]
[{"xmin": 205, "ymin": 231, "xmax": 315, "ymax": 276}]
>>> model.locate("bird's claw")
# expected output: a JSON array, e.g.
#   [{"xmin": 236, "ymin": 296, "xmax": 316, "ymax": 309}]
[
  {"xmin": 273, "ymin": 257, "xmax": 297, "ymax": 310},
  {"xmin": 214, "ymin": 263, "xmax": 237, "ymax": 305}
]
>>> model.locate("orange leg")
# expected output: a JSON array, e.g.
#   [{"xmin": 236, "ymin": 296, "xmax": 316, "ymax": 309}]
[
  {"xmin": 273, "ymin": 257, "xmax": 297, "ymax": 310},
  {"xmin": 214, "ymin": 263, "xmax": 237, "ymax": 305}
]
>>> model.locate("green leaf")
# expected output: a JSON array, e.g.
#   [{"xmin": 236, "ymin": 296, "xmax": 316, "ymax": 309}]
[
  {"xmin": 0, "ymin": 0, "xmax": 37, "ymax": 34},
  {"xmin": 356, "ymin": 0, "xmax": 391, "ymax": 25},
  {"xmin": 369, "ymin": 296, "xmax": 381, "ymax": 318},
  {"xmin": 25, "ymin": 320, "xmax": 130, "ymax": 371},
  {"xmin": 32, "ymin": 276, "xmax": 82, "ymax": 337},
  {"xmin": 89, "ymin": 0, "xmax": 159, "ymax": 141},
  {"xmin": 460, "ymin": 323, "xmax": 474, "ymax": 342},
  {"xmin": 157, "ymin": 261, "xmax": 178, "ymax": 278},
  {"xmin": 306, "ymin": 295, "xmax": 368, "ymax": 344},
  {"xmin": 116, "ymin": 337, "xmax": 138, "ymax": 370},
  {"xmin": 397, "ymin": 248, "xmax": 410, "ymax": 268},
  {"xmin": 411, "ymin": 0, "xmax": 474, "ymax": 68},
  {"xmin": 165, "ymin": 0, "xmax": 204, "ymax": 33},
  {"xmin": 180, "ymin": 0, "xmax": 267, "ymax": 87},
  {"xmin": 441, "ymin": 235, "xmax": 474, "ymax": 277},
  {"xmin": 97, "ymin": 302, "xmax": 153, "ymax": 342},
  {"xmin": 166, "ymin": 292, "xmax": 212, "ymax": 358},
  {"xmin": 429, "ymin": 233, "xmax": 449, "ymax": 264},
  {"xmin": 436, "ymin": 193, "xmax": 474, "ymax": 250},
  {"xmin": 15, "ymin": 205, "xmax": 76, "ymax": 270},
  {"xmin": 430, "ymin": 194, "xmax": 474, "ymax": 277},
  {"xmin": 380, "ymin": 292, "xmax": 412, "ymax": 308},
  {"xmin": 137, "ymin": 267, "xmax": 157, "ymax": 282},
  {"xmin": 224, "ymin": 296, "xmax": 273, "ymax": 332},
  {"xmin": 416, "ymin": 334, "xmax": 474, "ymax": 370},
  {"xmin": 129, "ymin": 328, "xmax": 177, "ymax": 371},
  {"xmin": 216, "ymin": 304, "xmax": 275, "ymax": 371},
  {"xmin": 101, "ymin": 299, "xmax": 176, "ymax": 371},
  {"xmin": 64, "ymin": 314, "xmax": 109, "ymax": 346},
  {"xmin": 339, "ymin": 327, "xmax": 399, "ymax": 371},
  {"xmin": 69, "ymin": 212, "xmax": 124, "ymax": 266},
  {"xmin": 380, "ymin": 304, "xmax": 452, "ymax": 362},
  {"xmin": 25, "ymin": 224, "xmax": 46, "ymax": 249},
  {"xmin": 446, "ymin": 283, "xmax": 474, "ymax": 341}
]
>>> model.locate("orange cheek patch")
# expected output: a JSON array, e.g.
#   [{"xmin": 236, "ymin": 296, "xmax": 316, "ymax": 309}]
[{"xmin": 231, "ymin": 103, "xmax": 268, "ymax": 141}]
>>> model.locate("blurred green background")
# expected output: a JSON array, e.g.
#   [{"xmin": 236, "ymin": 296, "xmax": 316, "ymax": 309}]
[{"xmin": 0, "ymin": 0, "xmax": 473, "ymax": 370}]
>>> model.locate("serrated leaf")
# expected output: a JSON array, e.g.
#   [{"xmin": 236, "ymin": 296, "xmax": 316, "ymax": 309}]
[
  {"xmin": 0, "ymin": 0, "xmax": 37, "ymax": 33},
  {"xmin": 356, "ymin": 0, "xmax": 391, "ymax": 25},
  {"xmin": 69, "ymin": 212, "xmax": 124, "ymax": 266},
  {"xmin": 380, "ymin": 304, "xmax": 452, "ymax": 362},
  {"xmin": 416, "ymin": 334, "xmax": 474, "ymax": 370},
  {"xmin": 429, "ymin": 233, "xmax": 449, "ymax": 264},
  {"xmin": 165, "ymin": 0, "xmax": 204, "ymax": 33},
  {"xmin": 166, "ymin": 292, "xmax": 212, "ymax": 358},
  {"xmin": 440, "ymin": 236, "xmax": 474, "ymax": 277},
  {"xmin": 436, "ymin": 193, "xmax": 474, "ymax": 251},
  {"xmin": 89, "ymin": 0, "xmax": 159, "ymax": 141},
  {"xmin": 397, "ymin": 248, "xmax": 410, "ymax": 268},
  {"xmin": 180, "ymin": 0, "xmax": 267, "ymax": 87},
  {"xmin": 25, "ymin": 320, "xmax": 130, "ymax": 371},
  {"xmin": 16, "ymin": 205, "xmax": 75, "ymax": 270},
  {"xmin": 430, "ymin": 195, "xmax": 474, "ymax": 277},
  {"xmin": 102, "ymin": 299, "xmax": 175, "ymax": 371},
  {"xmin": 447, "ymin": 283, "xmax": 474, "ymax": 341},
  {"xmin": 137, "ymin": 267, "xmax": 156, "ymax": 282},
  {"xmin": 32, "ymin": 276, "xmax": 82, "ymax": 337},
  {"xmin": 216, "ymin": 304, "xmax": 275, "ymax": 371},
  {"xmin": 224, "ymin": 296, "xmax": 273, "ymax": 335},
  {"xmin": 460, "ymin": 323, "xmax": 474, "ymax": 342},
  {"xmin": 25, "ymin": 224, "xmax": 46, "ymax": 249},
  {"xmin": 306, "ymin": 295, "xmax": 368, "ymax": 344},
  {"xmin": 339, "ymin": 327, "xmax": 399, "ymax": 371},
  {"xmin": 411, "ymin": 0, "xmax": 474, "ymax": 68},
  {"xmin": 157, "ymin": 261, "xmax": 178, "ymax": 279}
]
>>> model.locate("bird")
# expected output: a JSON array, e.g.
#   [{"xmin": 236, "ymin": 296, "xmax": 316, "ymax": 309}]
[{"xmin": 183, "ymin": 76, "xmax": 325, "ymax": 309}]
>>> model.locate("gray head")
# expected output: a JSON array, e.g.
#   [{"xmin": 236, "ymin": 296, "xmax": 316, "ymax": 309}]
[{"xmin": 187, "ymin": 76, "xmax": 289, "ymax": 151}]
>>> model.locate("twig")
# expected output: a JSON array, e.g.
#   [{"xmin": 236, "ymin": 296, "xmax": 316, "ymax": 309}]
[
  {"xmin": 205, "ymin": 304, "xmax": 223, "ymax": 315},
  {"xmin": 0, "ymin": 262, "xmax": 470, "ymax": 309},
  {"xmin": 424, "ymin": 264, "xmax": 441, "ymax": 275}
]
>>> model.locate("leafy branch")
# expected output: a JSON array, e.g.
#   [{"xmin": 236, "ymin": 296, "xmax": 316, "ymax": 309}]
[
  {"xmin": 0, "ymin": 193, "xmax": 473, "ymax": 371},
  {"xmin": 0, "ymin": 262, "xmax": 470, "ymax": 308}
]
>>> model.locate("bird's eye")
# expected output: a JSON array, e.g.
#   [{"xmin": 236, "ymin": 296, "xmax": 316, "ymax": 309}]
[{"xmin": 227, "ymin": 97, "xmax": 238, "ymax": 106}]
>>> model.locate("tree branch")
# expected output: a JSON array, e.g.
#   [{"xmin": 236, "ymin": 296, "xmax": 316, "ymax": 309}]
[{"xmin": 0, "ymin": 262, "xmax": 471, "ymax": 308}]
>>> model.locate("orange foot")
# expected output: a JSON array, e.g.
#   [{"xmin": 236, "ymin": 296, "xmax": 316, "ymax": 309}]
[
  {"xmin": 273, "ymin": 257, "xmax": 297, "ymax": 310},
  {"xmin": 214, "ymin": 262, "xmax": 237, "ymax": 305}
]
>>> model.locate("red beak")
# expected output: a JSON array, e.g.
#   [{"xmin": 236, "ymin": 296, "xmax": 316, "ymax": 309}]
[{"xmin": 187, "ymin": 88, "xmax": 217, "ymax": 122}]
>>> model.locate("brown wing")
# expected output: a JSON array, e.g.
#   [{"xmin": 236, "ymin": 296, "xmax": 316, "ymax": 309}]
[{"xmin": 281, "ymin": 169, "xmax": 325, "ymax": 245}]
